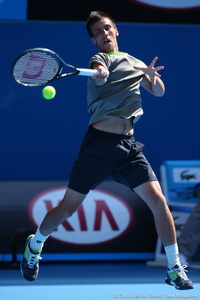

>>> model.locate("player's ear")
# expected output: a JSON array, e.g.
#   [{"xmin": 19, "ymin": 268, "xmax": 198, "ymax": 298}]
[
  {"xmin": 91, "ymin": 37, "xmax": 97, "ymax": 45},
  {"xmin": 115, "ymin": 28, "xmax": 119, "ymax": 36}
]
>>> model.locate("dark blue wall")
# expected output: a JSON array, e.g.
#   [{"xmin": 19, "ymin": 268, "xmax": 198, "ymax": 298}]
[{"xmin": 0, "ymin": 21, "xmax": 199, "ymax": 181}]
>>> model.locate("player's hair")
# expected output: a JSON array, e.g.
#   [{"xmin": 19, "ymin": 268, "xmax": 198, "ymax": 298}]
[{"xmin": 86, "ymin": 11, "xmax": 116, "ymax": 37}]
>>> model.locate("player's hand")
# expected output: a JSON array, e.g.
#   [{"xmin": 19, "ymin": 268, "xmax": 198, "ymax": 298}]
[
  {"xmin": 134, "ymin": 57, "xmax": 164, "ymax": 85},
  {"xmin": 91, "ymin": 64, "xmax": 109, "ymax": 86}
]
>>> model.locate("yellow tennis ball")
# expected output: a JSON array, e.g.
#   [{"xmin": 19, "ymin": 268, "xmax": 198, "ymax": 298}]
[{"xmin": 42, "ymin": 86, "xmax": 56, "ymax": 100}]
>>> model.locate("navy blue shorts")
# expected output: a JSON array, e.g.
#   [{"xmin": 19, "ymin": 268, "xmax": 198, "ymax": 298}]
[{"xmin": 68, "ymin": 126, "xmax": 157, "ymax": 194}]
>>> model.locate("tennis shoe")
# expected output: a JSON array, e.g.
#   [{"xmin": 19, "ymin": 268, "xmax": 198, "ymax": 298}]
[
  {"xmin": 20, "ymin": 234, "xmax": 42, "ymax": 281},
  {"xmin": 165, "ymin": 264, "xmax": 194, "ymax": 290}
]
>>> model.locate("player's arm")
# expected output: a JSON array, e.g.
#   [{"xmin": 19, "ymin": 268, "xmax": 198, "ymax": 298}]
[
  {"xmin": 134, "ymin": 57, "xmax": 165, "ymax": 97},
  {"xmin": 90, "ymin": 62, "xmax": 109, "ymax": 86},
  {"xmin": 141, "ymin": 74, "xmax": 165, "ymax": 97}
]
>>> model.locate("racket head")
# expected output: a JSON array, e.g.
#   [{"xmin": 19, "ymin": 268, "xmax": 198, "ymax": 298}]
[{"xmin": 11, "ymin": 48, "xmax": 63, "ymax": 86}]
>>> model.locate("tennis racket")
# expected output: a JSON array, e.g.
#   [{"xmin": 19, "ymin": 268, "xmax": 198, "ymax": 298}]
[{"xmin": 11, "ymin": 48, "xmax": 103, "ymax": 86}]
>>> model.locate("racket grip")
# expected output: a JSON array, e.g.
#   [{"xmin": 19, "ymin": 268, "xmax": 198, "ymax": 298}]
[{"xmin": 77, "ymin": 68, "xmax": 109, "ymax": 78}]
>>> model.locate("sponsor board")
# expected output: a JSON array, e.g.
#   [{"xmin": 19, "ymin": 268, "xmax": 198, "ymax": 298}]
[
  {"xmin": 161, "ymin": 161, "xmax": 200, "ymax": 206},
  {"xmin": 28, "ymin": 187, "xmax": 134, "ymax": 245},
  {"xmin": 0, "ymin": 181, "xmax": 156, "ymax": 260},
  {"xmin": 172, "ymin": 168, "xmax": 200, "ymax": 183}
]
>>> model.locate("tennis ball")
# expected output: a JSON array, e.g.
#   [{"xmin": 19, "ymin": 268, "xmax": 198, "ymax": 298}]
[{"xmin": 42, "ymin": 86, "xmax": 56, "ymax": 100}]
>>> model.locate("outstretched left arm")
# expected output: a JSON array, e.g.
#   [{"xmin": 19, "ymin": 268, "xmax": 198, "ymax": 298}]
[{"xmin": 134, "ymin": 57, "xmax": 165, "ymax": 97}]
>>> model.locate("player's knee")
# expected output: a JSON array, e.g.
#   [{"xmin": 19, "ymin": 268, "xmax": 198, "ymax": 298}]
[
  {"xmin": 149, "ymin": 193, "xmax": 167, "ymax": 213},
  {"xmin": 60, "ymin": 206, "xmax": 76, "ymax": 219},
  {"xmin": 58, "ymin": 191, "xmax": 85, "ymax": 220},
  {"xmin": 157, "ymin": 195, "xmax": 168, "ymax": 212},
  {"xmin": 59, "ymin": 202, "xmax": 79, "ymax": 219}
]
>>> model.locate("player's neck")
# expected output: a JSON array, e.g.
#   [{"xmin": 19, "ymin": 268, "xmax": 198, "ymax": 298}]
[{"xmin": 99, "ymin": 43, "xmax": 119, "ymax": 54}]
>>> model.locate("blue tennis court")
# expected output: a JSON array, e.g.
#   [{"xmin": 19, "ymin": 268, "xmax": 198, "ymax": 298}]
[{"xmin": 0, "ymin": 263, "xmax": 199, "ymax": 300}]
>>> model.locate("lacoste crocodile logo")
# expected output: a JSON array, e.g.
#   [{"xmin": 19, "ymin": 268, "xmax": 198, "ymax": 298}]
[{"xmin": 180, "ymin": 170, "xmax": 196, "ymax": 181}]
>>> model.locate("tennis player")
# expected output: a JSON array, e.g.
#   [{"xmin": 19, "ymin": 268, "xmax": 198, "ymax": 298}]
[{"xmin": 21, "ymin": 11, "xmax": 194, "ymax": 290}]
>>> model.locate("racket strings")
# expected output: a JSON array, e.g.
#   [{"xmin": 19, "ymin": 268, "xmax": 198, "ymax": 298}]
[{"xmin": 12, "ymin": 51, "xmax": 61, "ymax": 86}]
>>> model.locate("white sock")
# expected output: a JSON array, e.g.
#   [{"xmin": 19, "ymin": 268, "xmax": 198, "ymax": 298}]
[
  {"xmin": 164, "ymin": 244, "xmax": 181, "ymax": 269},
  {"xmin": 30, "ymin": 228, "xmax": 49, "ymax": 252}
]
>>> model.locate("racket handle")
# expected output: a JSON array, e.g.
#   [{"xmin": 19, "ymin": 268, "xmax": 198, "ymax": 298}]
[{"xmin": 77, "ymin": 68, "xmax": 109, "ymax": 78}]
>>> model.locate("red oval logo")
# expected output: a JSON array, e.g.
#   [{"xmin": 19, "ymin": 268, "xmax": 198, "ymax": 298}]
[{"xmin": 28, "ymin": 187, "xmax": 134, "ymax": 245}]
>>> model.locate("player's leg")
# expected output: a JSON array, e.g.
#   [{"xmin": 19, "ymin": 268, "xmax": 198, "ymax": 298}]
[
  {"xmin": 134, "ymin": 180, "xmax": 176, "ymax": 247},
  {"xmin": 134, "ymin": 181, "xmax": 194, "ymax": 290},
  {"xmin": 20, "ymin": 188, "xmax": 87, "ymax": 281},
  {"xmin": 39, "ymin": 188, "xmax": 86, "ymax": 236}
]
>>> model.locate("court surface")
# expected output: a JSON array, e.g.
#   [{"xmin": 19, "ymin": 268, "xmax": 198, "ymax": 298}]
[{"xmin": 0, "ymin": 262, "xmax": 199, "ymax": 300}]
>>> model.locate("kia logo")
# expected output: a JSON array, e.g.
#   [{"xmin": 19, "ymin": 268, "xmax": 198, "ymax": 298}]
[
  {"xmin": 28, "ymin": 187, "xmax": 134, "ymax": 245},
  {"xmin": 133, "ymin": 0, "xmax": 200, "ymax": 9}
]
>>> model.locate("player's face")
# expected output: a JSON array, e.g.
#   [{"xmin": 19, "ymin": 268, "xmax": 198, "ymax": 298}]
[{"xmin": 90, "ymin": 18, "xmax": 119, "ymax": 53}]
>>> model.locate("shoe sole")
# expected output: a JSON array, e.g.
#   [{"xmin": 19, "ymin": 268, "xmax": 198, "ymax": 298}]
[
  {"xmin": 20, "ymin": 260, "xmax": 36, "ymax": 281},
  {"xmin": 165, "ymin": 279, "xmax": 194, "ymax": 290}
]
